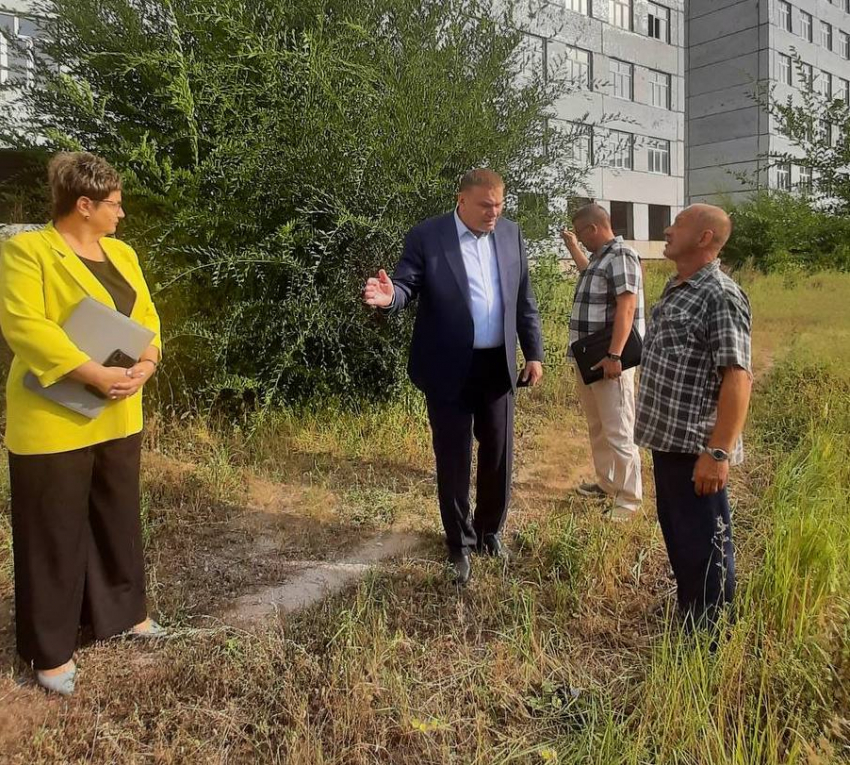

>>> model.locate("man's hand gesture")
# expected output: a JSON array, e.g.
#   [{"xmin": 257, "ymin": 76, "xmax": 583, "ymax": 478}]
[
  {"xmin": 363, "ymin": 269, "xmax": 395, "ymax": 308},
  {"xmin": 560, "ymin": 227, "xmax": 579, "ymax": 250}
]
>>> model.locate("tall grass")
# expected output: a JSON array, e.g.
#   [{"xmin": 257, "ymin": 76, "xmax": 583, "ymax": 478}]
[{"xmin": 2, "ymin": 266, "xmax": 849, "ymax": 763}]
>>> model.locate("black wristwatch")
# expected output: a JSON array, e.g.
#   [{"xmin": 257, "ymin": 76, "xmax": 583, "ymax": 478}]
[
  {"xmin": 705, "ymin": 446, "xmax": 730, "ymax": 462},
  {"xmin": 606, "ymin": 352, "xmax": 621, "ymax": 362}
]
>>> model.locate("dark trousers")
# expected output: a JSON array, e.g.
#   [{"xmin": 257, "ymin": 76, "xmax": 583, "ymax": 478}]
[
  {"xmin": 426, "ymin": 347, "xmax": 514, "ymax": 553},
  {"xmin": 652, "ymin": 450, "xmax": 736, "ymax": 624},
  {"xmin": 9, "ymin": 434, "xmax": 147, "ymax": 669}
]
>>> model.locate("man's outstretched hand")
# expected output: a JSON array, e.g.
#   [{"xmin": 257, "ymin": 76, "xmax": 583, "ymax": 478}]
[{"xmin": 363, "ymin": 269, "xmax": 395, "ymax": 308}]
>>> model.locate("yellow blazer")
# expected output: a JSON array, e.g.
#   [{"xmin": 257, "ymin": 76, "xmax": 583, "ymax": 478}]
[{"xmin": 0, "ymin": 223, "xmax": 162, "ymax": 455}]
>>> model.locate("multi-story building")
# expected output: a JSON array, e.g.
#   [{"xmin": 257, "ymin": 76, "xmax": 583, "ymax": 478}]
[
  {"xmin": 517, "ymin": 0, "xmax": 686, "ymax": 256},
  {"xmin": 686, "ymin": 0, "xmax": 850, "ymax": 204},
  {"xmin": 1, "ymin": 0, "xmax": 38, "ymax": 208},
  {"xmin": 1, "ymin": 0, "xmax": 36, "ymax": 93}
]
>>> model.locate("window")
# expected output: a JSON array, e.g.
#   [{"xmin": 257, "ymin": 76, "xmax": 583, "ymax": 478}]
[
  {"xmin": 841, "ymin": 32, "xmax": 850, "ymax": 59},
  {"xmin": 610, "ymin": 58, "xmax": 633, "ymax": 99},
  {"xmin": 801, "ymin": 62, "xmax": 814, "ymax": 89},
  {"xmin": 817, "ymin": 70, "xmax": 832, "ymax": 99},
  {"xmin": 0, "ymin": 12, "xmax": 35, "ymax": 87},
  {"xmin": 818, "ymin": 118, "xmax": 832, "ymax": 144},
  {"xmin": 609, "ymin": 0, "xmax": 632, "ymax": 31},
  {"xmin": 0, "ymin": 15, "xmax": 11, "ymax": 85},
  {"xmin": 606, "ymin": 130, "xmax": 634, "ymax": 169},
  {"xmin": 516, "ymin": 34, "xmax": 545, "ymax": 86},
  {"xmin": 564, "ymin": 0, "xmax": 590, "ymax": 14},
  {"xmin": 798, "ymin": 165, "xmax": 813, "ymax": 193},
  {"xmin": 839, "ymin": 77, "xmax": 850, "ymax": 102},
  {"xmin": 647, "ymin": 3, "xmax": 670, "ymax": 43},
  {"xmin": 552, "ymin": 119, "xmax": 593, "ymax": 166},
  {"xmin": 648, "ymin": 205, "xmax": 671, "ymax": 241},
  {"xmin": 549, "ymin": 41, "xmax": 592, "ymax": 90},
  {"xmin": 778, "ymin": 53, "xmax": 793, "ymax": 85},
  {"xmin": 610, "ymin": 201, "xmax": 634, "ymax": 239},
  {"xmin": 648, "ymin": 69, "xmax": 671, "ymax": 108},
  {"xmin": 647, "ymin": 138, "xmax": 671, "ymax": 174},
  {"xmin": 779, "ymin": 1, "xmax": 792, "ymax": 33},
  {"xmin": 822, "ymin": 21, "xmax": 833, "ymax": 51},
  {"xmin": 565, "ymin": 122, "xmax": 593, "ymax": 166},
  {"xmin": 801, "ymin": 11, "xmax": 813, "ymax": 42},
  {"xmin": 775, "ymin": 164, "xmax": 792, "ymax": 191}
]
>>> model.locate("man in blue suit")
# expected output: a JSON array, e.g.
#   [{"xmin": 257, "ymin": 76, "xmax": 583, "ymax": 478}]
[{"xmin": 363, "ymin": 169, "xmax": 544, "ymax": 584}]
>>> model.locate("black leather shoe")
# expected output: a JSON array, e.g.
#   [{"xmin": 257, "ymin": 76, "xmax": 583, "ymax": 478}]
[
  {"xmin": 478, "ymin": 533, "xmax": 509, "ymax": 560},
  {"xmin": 448, "ymin": 549, "xmax": 471, "ymax": 585}
]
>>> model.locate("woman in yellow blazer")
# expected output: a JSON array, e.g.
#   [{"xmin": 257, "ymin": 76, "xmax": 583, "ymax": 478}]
[{"xmin": 0, "ymin": 152, "xmax": 164, "ymax": 696}]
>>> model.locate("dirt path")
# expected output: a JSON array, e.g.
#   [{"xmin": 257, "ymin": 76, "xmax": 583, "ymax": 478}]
[{"xmin": 0, "ymin": 398, "xmax": 598, "ymax": 762}]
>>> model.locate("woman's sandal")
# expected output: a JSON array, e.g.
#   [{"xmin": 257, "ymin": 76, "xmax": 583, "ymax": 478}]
[
  {"xmin": 36, "ymin": 662, "xmax": 77, "ymax": 696},
  {"xmin": 126, "ymin": 619, "xmax": 168, "ymax": 639}
]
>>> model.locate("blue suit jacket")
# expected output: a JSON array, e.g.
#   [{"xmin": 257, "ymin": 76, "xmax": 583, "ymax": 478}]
[{"xmin": 389, "ymin": 212, "xmax": 544, "ymax": 401}]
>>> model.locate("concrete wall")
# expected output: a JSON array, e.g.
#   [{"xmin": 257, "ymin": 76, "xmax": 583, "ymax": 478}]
[{"xmin": 685, "ymin": 0, "xmax": 768, "ymax": 204}]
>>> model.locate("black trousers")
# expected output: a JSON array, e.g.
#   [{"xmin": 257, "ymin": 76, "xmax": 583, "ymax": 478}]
[
  {"xmin": 9, "ymin": 433, "xmax": 147, "ymax": 669},
  {"xmin": 426, "ymin": 347, "xmax": 514, "ymax": 553},
  {"xmin": 652, "ymin": 450, "xmax": 736, "ymax": 624}
]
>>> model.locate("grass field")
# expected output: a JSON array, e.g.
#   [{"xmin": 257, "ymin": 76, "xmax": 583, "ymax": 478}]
[{"xmin": 0, "ymin": 264, "xmax": 848, "ymax": 764}]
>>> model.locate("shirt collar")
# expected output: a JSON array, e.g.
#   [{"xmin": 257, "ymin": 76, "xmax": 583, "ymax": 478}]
[
  {"xmin": 592, "ymin": 236, "xmax": 623, "ymax": 259},
  {"xmin": 671, "ymin": 259, "xmax": 721, "ymax": 289},
  {"xmin": 454, "ymin": 208, "xmax": 489, "ymax": 240}
]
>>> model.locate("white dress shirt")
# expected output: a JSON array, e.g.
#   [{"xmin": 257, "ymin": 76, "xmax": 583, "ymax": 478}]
[{"xmin": 454, "ymin": 209, "xmax": 505, "ymax": 349}]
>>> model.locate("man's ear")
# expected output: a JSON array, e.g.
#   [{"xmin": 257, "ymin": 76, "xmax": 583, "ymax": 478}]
[{"xmin": 698, "ymin": 229, "xmax": 714, "ymax": 248}]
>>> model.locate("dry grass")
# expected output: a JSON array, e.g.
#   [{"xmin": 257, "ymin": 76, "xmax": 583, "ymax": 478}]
[{"xmin": 0, "ymin": 266, "xmax": 848, "ymax": 763}]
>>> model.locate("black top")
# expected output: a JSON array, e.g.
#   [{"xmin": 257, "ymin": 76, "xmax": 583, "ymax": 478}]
[{"xmin": 79, "ymin": 257, "xmax": 136, "ymax": 317}]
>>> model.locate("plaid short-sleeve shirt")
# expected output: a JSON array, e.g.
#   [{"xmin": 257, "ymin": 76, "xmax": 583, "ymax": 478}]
[
  {"xmin": 634, "ymin": 260, "xmax": 752, "ymax": 464},
  {"xmin": 568, "ymin": 237, "xmax": 645, "ymax": 359}
]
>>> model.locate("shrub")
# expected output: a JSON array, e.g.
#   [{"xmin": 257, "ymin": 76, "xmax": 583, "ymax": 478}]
[
  {"xmin": 0, "ymin": 0, "xmax": 585, "ymax": 409},
  {"xmin": 723, "ymin": 192, "xmax": 850, "ymax": 273}
]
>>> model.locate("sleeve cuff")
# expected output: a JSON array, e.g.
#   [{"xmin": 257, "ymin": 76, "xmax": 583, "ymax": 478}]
[
  {"xmin": 36, "ymin": 350, "xmax": 92, "ymax": 388},
  {"xmin": 716, "ymin": 356, "xmax": 752, "ymax": 374}
]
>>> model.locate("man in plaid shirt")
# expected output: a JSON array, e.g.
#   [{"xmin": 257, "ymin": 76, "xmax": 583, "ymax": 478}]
[
  {"xmin": 636, "ymin": 204, "xmax": 752, "ymax": 627},
  {"xmin": 561, "ymin": 204, "xmax": 645, "ymax": 521}
]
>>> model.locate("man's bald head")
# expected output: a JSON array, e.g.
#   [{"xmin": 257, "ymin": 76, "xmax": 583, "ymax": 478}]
[
  {"xmin": 664, "ymin": 203, "xmax": 734, "ymax": 270},
  {"xmin": 685, "ymin": 204, "xmax": 733, "ymax": 250}
]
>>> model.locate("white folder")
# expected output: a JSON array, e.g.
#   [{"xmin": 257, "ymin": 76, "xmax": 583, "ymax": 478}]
[{"xmin": 23, "ymin": 297, "xmax": 155, "ymax": 419}]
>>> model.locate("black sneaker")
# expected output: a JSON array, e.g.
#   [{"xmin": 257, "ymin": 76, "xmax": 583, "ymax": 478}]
[{"xmin": 575, "ymin": 482, "xmax": 608, "ymax": 498}]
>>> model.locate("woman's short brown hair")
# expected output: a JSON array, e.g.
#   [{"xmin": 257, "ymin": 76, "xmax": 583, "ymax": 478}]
[{"xmin": 48, "ymin": 152, "xmax": 122, "ymax": 220}]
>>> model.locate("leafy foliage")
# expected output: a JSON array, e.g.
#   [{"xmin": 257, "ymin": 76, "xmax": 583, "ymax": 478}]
[
  {"xmin": 758, "ymin": 53, "xmax": 850, "ymax": 213},
  {"xmin": 0, "ymin": 0, "xmax": 585, "ymax": 409},
  {"xmin": 723, "ymin": 191, "xmax": 850, "ymax": 273}
]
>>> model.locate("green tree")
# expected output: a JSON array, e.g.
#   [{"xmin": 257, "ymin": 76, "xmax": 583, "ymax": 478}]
[
  {"xmin": 759, "ymin": 54, "xmax": 850, "ymax": 212},
  {"xmin": 1, "ymin": 0, "xmax": 585, "ymax": 409}
]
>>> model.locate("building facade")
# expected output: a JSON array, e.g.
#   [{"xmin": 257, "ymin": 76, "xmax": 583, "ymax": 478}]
[
  {"xmin": 1, "ymin": 0, "xmax": 36, "ymax": 92},
  {"xmin": 517, "ymin": 0, "xmax": 686, "ymax": 255},
  {"xmin": 686, "ymin": 0, "xmax": 850, "ymax": 204}
]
